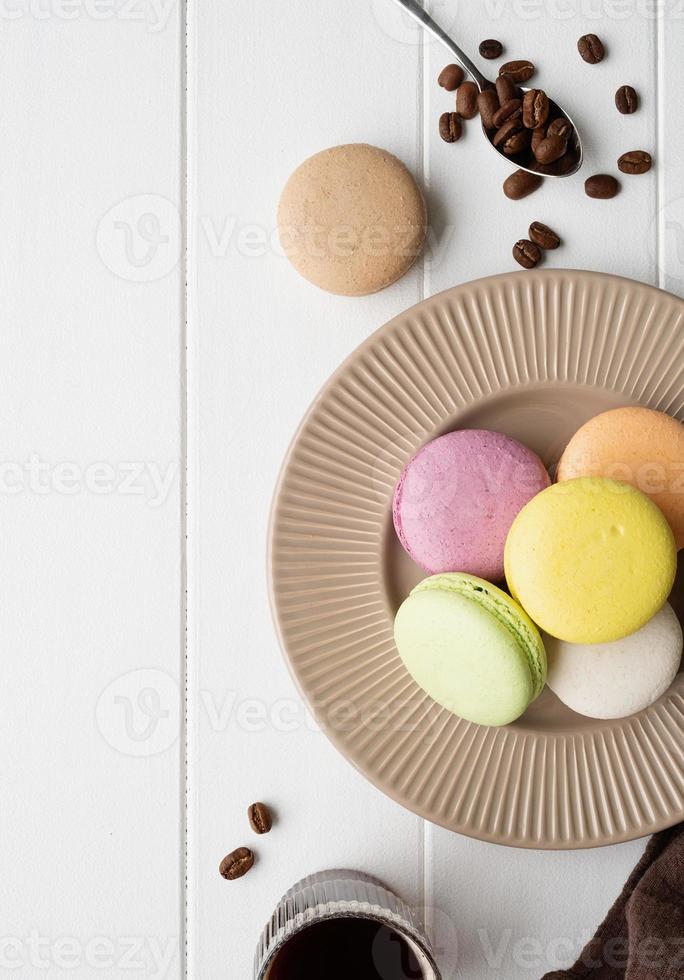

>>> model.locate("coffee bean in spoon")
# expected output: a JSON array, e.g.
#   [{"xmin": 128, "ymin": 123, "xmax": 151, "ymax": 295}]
[
  {"xmin": 438, "ymin": 64, "xmax": 464, "ymax": 91},
  {"xmin": 504, "ymin": 128, "xmax": 531, "ymax": 155},
  {"xmin": 456, "ymin": 81, "xmax": 479, "ymax": 119},
  {"xmin": 479, "ymin": 38, "xmax": 503, "ymax": 59},
  {"xmin": 499, "ymin": 59, "xmax": 535, "ymax": 83},
  {"xmin": 578, "ymin": 33, "xmax": 605, "ymax": 63},
  {"xmin": 618, "ymin": 150, "xmax": 652, "ymax": 174},
  {"xmin": 585, "ymin": 174, "xmax": 620, "ymax": 198},
  {"xmin": 503, "ymin": 170, "xmax": 544, "ymax": 200},
  {"xmin": 439, "ymin": 111, "xmax": 462, "ymax": 143},
  {"xmin": 492, "ymin": 98, "xmax": 522, "ymax": 128},
  {"xmin": 513, "ymin": 239, "xmax": 542, "ymax": 269},
  {"xmin": 547, "ymin": 117, "xmax": 573, "ymax": 140},
  {"xmin": 536, "ymin": 151, "xmax": 580, "ymax": 176},
  {"xmin": 531, "ymin": 126, "xmax": 546, "ymax": 155},
  {"xmin": 522, "ymin": 89, "xmax": 549, "ymax": 129},
  {"xmin": 615, "ymin": 85, "xmax": 638, "ymax": 114},
  {"xmin": 478, "ymin": 88, "xmax": 500, "ymax": 130},
  {"xmin": 496, "ymin": 74, "xmax": 518, "ymax": 104},
  {"xmin": 219, "ymin": 847, "xmax": 254, "ymax": 881},
  {"xmin": 529, "ymin": 221, "xmax": 561, "ymax": 250},
  {"xmin": 534, "ymin": 134, "xmax": 567, "ymax": 165},
  {"xmin": 493, "ymin": 118, "xmax": 529, "ymax": 155}
]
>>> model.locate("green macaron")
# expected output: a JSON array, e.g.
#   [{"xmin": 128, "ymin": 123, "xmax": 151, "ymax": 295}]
[{"xmin": 394, "ymin": 573, "xmax": 547, "ymax": 727}]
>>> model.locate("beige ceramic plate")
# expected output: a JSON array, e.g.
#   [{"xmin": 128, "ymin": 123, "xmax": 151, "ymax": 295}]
[{"xmin": 269, "ymin": 270, "xmax": 684, "ymax": 849}]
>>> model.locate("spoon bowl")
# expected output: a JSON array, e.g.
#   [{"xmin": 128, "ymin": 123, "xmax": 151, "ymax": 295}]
[
  {"xmin": 486, "ymin": 88, "xmax": 583, "ymax": 177},
  {"xmin": 391, "ymin": 0, "xmax": 583, "ymax": 177}
]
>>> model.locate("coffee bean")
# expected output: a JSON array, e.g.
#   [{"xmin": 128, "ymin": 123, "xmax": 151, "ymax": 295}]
[
  {"xmin": 547, "ymin": 117, "xmax": 573, "ymax": 140},
  {"xmin": 438, "ymin": 64, "xmax": 464, "ymax": 91},
  {"xmin": 529, "ymin": 221, "xmax": 561, "ymax": 250},
  {"xmin": 585, "ymin": 174, "xmax": 620, "ymax": 199},
  {"xmin": 493, "ymin": 117, "xmax": 522, "ymax": 146},
  {"xmin": 505, "ymin": 128, "xmax": 531, "ymax": 155},
  {"xmin": 615, "ymin": 85, "xmax": 638, "ymax": 114},
  {"xmin": 499, "ymin": 60, "xmax": 535, "ymax": 83},
  {"xmin": 496, "ymin": 74, "xmax": 518, "ymax": 104},
  {"xmin": 220, "ymin": 847, "xmax": 254, "ymax": 880},
  {"xmin": 439, "ymin": 111, "xmax": 462, "ymax": 143},
  {"xmin": 479, "ymin": 38, "xmax": 503, "ymax": 59},
  {"xmin": 493, "ymin": 117, "xmax": 529, "ymax": 155},
  {"xmin": 534, "ymin": 134, "xmax": 567, "ymax": 165},
  {"xmin": 513, "ymin": 239, "xmax": 542, "ymax": 269},
  {"xmin": 492, "ymin": 98, "xmax": 522, "ymax": 128},
  {"xmin": 503, "ymin": 170, "xmax": 544, "ymax": 200},
  {"xmin": 522, "ymin": 89, "xmax": 549, "ymax": 129},
  {"xmin": 578, "ymin": 34, "xmax": 604, "ymax": 63},
  {"xmin": 477, "ymin": 88, "xmax": 500, "ymax": 130},
  {"xmin": 536, "ymin": 150, "xmax": 579, "ymax": 176},
  {"xmin": 618, "ymin": 150, "xmax": 652, "ymax": 174},
  {"xmin": 456, "ymin": 80, "xmax": 479, "ymax": 119},
  {"xmin": 531, "ymin": 126, "xmax": 545, "ymax": 154},
  {"xmin": 248, "ymin": 802, "xmax": 272, "ymax": 835}
]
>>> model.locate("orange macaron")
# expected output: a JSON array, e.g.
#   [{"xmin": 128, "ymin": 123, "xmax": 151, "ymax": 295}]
[{"xmin": 558, "ymin": 406, "xmax": 684, "ymax": 548}]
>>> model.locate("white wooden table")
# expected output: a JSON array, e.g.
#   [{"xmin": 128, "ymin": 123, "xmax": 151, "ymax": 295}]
[{"xmin": 3, "ymin": 1, "xmax": 684, "ymax": 977}]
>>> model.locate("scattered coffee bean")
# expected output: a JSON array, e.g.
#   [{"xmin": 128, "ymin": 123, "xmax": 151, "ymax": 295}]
[
  {"xmin": 503, "ymin": 169, "xmax": 544, "ymax": 200},
  {"xmin": 248, "ymin": 802, "xmax": 272, "ymax": 835},
  {"xmin": 479, "ymin": 38, "xmax": 503, "ymax": 59},
  {"xmin": 578, "ymin": 33, "xmax": 605, "ymax": 63},
  {"xmin": 220, "ymin": 847, "xmax": 254, "ymax": 880},
  {"xmin": 534, "ymin": 134, "xmax": 567, "ymax": 165},
  {"xmin": 547, "ymin": 117, "xmax": 573, "ymax": 140},
  {"xmin": 456, "ymin": 80, "xmax": 479, "ymax": 119},
  {"xmin": 493, "ymin": 117, "xmax": 528, "ymax": 155},
  {"xmin": 499, "ymin": 60, "xmax": 535, "ymax": 83},
  {"xmin": 513, "ymin": 239, "xmax": 542, "ymax": 269},
  {"xmin": 531, "ymin": 126, "xmax": 546, "ymax": 155},
  {"xmin": 478, "ymin": 88, "xmax": 500, "ymax": 130},
  {"xmin": 492, "ymin": 98, "xmax": 522, "ymax": 128},
  {"xmin": 438, "ymin": 64, "xmax": 465, "ymax": 91},
  {"xmin": 496, "ymin": 74, "xmax": 518, "ymax": 104},
  {"xmin": 618, "ymin": 150, "xmax": 652, "ymax": 174},
  {"xmin": 615, "ymin": 85, "xmax": 638, "ymax": 114},
  {"xmin": 439, "ymin": 111, "xmax": 462, "ymax": 143},
  {"xmin": 585, "ymin": 173, "xmax": 620, "ymax": 198},
  {"xmin": 529, "ymin": 221, "xmax": 561, "ymax": 249},
  {"xmin": 522, "ymin": 89, "xmax": 550, "ymax": 129}
]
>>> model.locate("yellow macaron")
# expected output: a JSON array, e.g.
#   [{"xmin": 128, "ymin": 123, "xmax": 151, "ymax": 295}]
[{"xmin": 504, "ymin": 476, "xmax": 677, "ymax": 643}]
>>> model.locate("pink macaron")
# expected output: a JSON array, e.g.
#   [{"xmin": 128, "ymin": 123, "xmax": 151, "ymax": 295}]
[{"xmin": 393, "ymin": 429, "xmax": 550, "ymax": 581}]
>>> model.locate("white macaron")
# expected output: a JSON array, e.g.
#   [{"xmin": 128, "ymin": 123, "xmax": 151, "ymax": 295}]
[{"xmin": 545, "ymin": 603, "xmax": 683, "ymax": 720}]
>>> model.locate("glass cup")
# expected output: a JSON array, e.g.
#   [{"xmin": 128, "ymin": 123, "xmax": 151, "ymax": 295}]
[{"xmin": 254, "ymin": 869, "xmax": 442, "ymax": 979}]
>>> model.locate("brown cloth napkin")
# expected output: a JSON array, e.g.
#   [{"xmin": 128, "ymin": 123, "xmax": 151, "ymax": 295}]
[{"xmin": 542, "ymin": 823, "xmax": 684, "ymax": 980}]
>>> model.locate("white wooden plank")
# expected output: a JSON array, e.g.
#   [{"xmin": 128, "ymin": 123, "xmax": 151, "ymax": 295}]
[
  {"xmin": 187, "ymin": 1, "xmax": 429, "ymax": 976},
  {"xmin": 0, "ymin": 8, "xmax": 184, "ymax": 980},
  {"xmin": 658, "ymin": 1, "xmax": 684, "ymax": 296},
  {"xmin": 425, "ymin": 4, "xmax": 666, "ymax": 977}
]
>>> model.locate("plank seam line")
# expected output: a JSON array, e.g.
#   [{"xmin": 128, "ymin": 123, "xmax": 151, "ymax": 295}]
[
  {"xmin": 182, "ymin": 0, "xmax": 190, "ymax": 977},
  {"xmin": 655, "ymin": 4, "xmax": 665, "ymax": 290}
]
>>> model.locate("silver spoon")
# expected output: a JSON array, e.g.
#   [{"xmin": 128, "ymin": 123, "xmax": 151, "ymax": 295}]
[{"xmin": 390, "ymin": 0, "xmax": 583, "ymax": 177}]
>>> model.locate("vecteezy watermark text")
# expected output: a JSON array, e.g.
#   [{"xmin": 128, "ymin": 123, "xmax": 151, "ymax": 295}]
[
  {"xmin": 0, "ymin": 0, "xmax": 176, "ymax": 32},
  {"xmin": 0, "ymin": 932, "xmax": 177, "ymax": 976},
  {"xmin": 0, "ymin": 455, "xmax": 176, "ymax": 507}
]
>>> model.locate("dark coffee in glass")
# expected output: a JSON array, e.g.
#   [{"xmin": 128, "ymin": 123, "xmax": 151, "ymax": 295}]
[{"xmin": 266, "ymin": 917, "xmax": 425, "ymax": 980}]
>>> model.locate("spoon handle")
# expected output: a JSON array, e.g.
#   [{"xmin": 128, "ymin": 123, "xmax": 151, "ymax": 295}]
[{"xmin": 389, "ymin": 0, "xmax": 488, "ymax": 89}]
